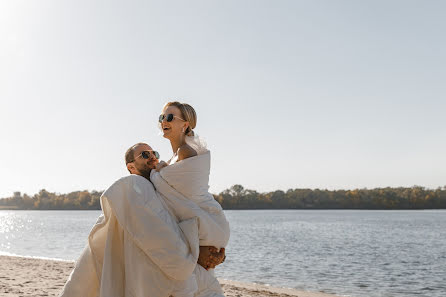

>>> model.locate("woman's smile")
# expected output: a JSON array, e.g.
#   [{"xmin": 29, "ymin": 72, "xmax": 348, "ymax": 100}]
[{"xmin": 162, "ymin": 126, "xmax": 172, "ymax": 137}]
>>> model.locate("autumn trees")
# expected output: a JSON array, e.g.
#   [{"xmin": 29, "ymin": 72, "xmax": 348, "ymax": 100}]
[
  {"xmin": 1, "ymin": 185, "xmax": 445, "ymax": 210},
  {"xmin": 214, "ymin": 185, "xmax": 446, "ymax": 210}
]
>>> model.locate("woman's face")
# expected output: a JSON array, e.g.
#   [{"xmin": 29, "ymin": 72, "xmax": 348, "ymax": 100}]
[{"xmin": 160, "ymin": 105, "xmax": 188, "ymax": 140}]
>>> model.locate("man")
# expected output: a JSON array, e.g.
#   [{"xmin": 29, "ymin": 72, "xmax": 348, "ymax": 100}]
[
  {"xmin": 125, "ymin": 142, "xmax": 226, "ymax": 270},
  {"xmin": 61, "ymin": 142, "xmax": 225, "ymax": 297}
]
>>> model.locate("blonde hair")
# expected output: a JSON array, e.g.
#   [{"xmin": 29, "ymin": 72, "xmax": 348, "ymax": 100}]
[{"xmin": 164, "ymin": 101, "xmax": 197, "ymax": 136}]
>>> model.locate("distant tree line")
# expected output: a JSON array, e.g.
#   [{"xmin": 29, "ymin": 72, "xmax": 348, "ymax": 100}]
[
  {"xmin": 1, "ymin": 185, "xmax": 446, "ymax": 210},
  {"xmin": 0, "ymin": 190, "xmax": 102, "ymax": 210},
  {"xmin": 214, "ymin": 185, "xmax": 446, "ymax": 209}
]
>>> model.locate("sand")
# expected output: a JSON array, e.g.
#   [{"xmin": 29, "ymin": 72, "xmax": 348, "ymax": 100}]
[{"xmin": 0, "ymin": 255, "xmax": 339, "ymax": 297}]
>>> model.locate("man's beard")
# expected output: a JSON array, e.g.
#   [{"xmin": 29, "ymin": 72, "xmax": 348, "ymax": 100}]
[{"xmin": 138, "ymin": 168, "xmax": 152, "ymax": 180}]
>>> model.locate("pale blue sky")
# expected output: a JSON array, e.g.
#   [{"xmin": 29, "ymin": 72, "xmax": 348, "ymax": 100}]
[{"xmin": 1, "ymin": 0, "xmax": 445, "ymax": 198}]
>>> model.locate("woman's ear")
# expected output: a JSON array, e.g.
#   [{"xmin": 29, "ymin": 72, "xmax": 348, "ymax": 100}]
[{"xmin": 183, "ymin": 122, "xmax": 190, "ymax": 132}]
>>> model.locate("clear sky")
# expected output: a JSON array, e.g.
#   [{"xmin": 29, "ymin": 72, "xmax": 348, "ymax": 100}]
[{"xmin": 1, "ymin": 0, "xmax": 445, "ymax": 198}]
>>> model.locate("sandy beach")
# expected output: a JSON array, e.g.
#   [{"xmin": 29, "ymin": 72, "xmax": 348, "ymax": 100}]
[{"xmin": 0, "ymin": 255, "xmax": 339, "ymax": 297}]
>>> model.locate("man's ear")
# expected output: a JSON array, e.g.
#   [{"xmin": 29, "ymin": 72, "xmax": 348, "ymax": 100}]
[{"xmin": 127, "ymin": 163, "xmax": 135, "ymax": 174}]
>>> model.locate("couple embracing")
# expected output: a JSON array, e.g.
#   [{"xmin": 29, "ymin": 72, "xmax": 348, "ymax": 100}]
[{"xmin": 59, "ymin": 101, "xmax": 230, "ymax": 297}]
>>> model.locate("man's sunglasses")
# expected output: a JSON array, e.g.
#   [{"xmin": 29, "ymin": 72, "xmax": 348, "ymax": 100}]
[
  {"xmin": 158, "ymin": 113, "xmax": 185, "ymax": 123},
  {"xmin": 130, "ymin": 150, "xmax": 160, "ymax": 163}
]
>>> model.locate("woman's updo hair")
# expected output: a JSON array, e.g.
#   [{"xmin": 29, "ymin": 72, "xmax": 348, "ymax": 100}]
[{"xmin": 164, "ymin": 101, "xmax": 197, "ymax": 136}]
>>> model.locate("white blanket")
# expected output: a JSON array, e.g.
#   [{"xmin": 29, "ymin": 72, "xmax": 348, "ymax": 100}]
[
  {"xmin": 150, "ymin": 151, "xmax": 230, "ymax": 297},
  {"xmin": 59, "ymin": 175, "xmax": 199, "ymax": 297},
  {"xmin": 150, "ymin": 151, "xmax": 230, "ymax": 248}
]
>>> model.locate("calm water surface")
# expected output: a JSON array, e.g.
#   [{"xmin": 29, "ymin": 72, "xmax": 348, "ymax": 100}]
[{"xmin": 1, "ymin": 209, "xmax": 445, "ymax": 297}]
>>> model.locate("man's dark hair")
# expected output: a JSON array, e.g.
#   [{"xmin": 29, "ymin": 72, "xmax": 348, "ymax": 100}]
[{"xmin": 125, "ymin": 142, "xmax": 147, "ymax": 166}]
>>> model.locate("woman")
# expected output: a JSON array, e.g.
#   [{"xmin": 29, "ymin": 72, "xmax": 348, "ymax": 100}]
[{"xmin": 150, "ymin": 101, "xmax": 230, "ymax": 297}]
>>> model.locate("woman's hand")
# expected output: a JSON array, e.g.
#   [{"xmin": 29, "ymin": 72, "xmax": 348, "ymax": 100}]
[{"xmin": 155, "ymin": 161, "xmax": 168, "ymax": 172}]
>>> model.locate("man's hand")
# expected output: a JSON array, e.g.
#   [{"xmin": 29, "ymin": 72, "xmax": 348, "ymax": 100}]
[
  {"xmin": 197, "ymin": 246, "xmax": 226, "ymax": 270},
  {"xmin": 155, "ymin": 161, "xmax": 168, "ymax": 172}
]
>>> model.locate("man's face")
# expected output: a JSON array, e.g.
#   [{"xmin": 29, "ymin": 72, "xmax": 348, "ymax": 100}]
[{"xmin": 128, "ymin": 144, "xmax": 159, "ymax": 178}]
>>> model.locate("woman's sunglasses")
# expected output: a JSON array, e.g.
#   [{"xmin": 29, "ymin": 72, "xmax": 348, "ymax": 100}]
[
  {"xmin": 158, "ymin": 113, "xmax": 185, "ymax": 123},
  {"xmin": 131, "ymin": 150, "xmax": 160, "ymax": 162}
]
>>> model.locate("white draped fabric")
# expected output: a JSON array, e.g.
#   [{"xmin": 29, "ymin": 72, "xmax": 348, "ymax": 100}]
[
  {"xmin": 150, "ymin": 151, "xmax": 230, "ymax": 248},
  {"xmin": 59, "ymin": 136, "xmax": 230, "ymax": 297},
  {"xmin": 150, "ymin": 145, "xmax": 230, "ymax": 297},
  {"xmin": 59, "ymin": 175, "xmax": 199, "ymax": 297}
]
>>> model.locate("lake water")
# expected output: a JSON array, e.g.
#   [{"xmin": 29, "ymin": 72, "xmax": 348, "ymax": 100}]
[{"xmin": 0, "ymin": 209, "xmax": 445, "ymax": 297}]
